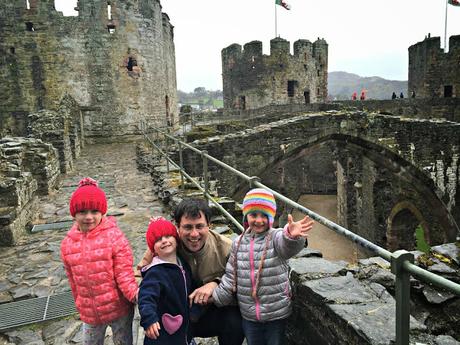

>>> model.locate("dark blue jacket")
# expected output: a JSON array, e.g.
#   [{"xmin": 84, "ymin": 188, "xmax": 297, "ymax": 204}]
[{"xmin": 139, "ymin": 257, "xmax": 195, "ymax": 345}]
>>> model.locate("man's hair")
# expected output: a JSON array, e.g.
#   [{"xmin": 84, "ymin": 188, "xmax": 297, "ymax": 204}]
[{"xmin": 174, "ymin": 198, "xmax": 211, "ymax": 226}]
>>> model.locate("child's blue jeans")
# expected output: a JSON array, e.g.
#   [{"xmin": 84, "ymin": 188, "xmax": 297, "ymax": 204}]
[{"xmin": 242, "ymin": 318, "xmax": 286, "ymax": 345}]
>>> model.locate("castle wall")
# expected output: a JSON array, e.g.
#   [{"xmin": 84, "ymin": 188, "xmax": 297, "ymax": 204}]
[
  {"xmin": 222, "ymin": 37, "xmax": 328, "ymax": 112},
  {"xmin": 0, "ymin": 0, "xmax": 178, "ymax": 140},
  {"xmin": 408, "ymin": 35, "xmax": 460, "ymax": 99}
]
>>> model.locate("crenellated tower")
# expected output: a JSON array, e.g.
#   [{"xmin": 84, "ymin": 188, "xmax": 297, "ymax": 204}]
[
  {"xmin": 222, "ymin": 37, "xmax": 328, "ymax": 112},
  {"xmin": 408, "ymin": 35, "xmax": 460, "ymax": 98},
  {"xmin": 0, "ymin": 0, "xmax": 178, "ymax": 140}
]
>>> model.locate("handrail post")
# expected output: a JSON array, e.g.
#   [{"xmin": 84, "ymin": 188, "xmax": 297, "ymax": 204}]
[
  {"xmin": 165, "ymin": 135, "xmax": 170, "ymax": 173},
  {"xmin": 202, "ymin": 150, "xmax": 208, "ymax": 197},
  {"xmin": 391, "ymin": 250, "xmax": 414, "ymax": 345},
  {"xmin": 178, "ymin": 141, "xmax": 184, "ymax": 190}
]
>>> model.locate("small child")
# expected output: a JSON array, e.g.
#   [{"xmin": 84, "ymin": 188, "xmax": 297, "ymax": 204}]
[
  {"xmin": 61, "ymin": 177, "xmax": 138, "ymax": 345},
  {"xmin": 212, "ymin": 188, "xmax": 314, "ymax": 345},
  {"xmin": 138, "ymin": 217, "xmax": 196, "ymax": 345}
]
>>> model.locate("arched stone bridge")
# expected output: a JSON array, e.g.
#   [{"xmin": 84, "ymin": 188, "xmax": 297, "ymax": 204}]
[{"xmin": 182, "ymin": 111, "xmax": 460, "ymax": 251}]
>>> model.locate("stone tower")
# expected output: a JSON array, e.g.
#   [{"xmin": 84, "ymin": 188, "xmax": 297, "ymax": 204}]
[
  {"xmin": 222, "ymin": 37, "xmax": 328, "ymax": 112},
  {"xmin": 0, "ymin": 0, "xmax": 178, "ymax": 140},
  {"xmin": 408, "ymin": 35, "xmax": 460, "ymax": 98}
]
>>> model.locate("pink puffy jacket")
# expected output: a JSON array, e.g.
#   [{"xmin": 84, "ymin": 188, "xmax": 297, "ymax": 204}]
[{"xmin": 61, "ymin": 217, "xmax": 138, "ymax": 325}]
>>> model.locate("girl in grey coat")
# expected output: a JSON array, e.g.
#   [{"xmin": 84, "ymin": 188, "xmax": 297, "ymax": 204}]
[{"xmin": 212, "ymin": 188, "xmax": 314, "ymax": 345}]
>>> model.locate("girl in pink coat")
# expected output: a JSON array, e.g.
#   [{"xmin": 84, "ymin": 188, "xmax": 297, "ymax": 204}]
[{"xmin": 61, "ymin": 177, "xmax": 139, "ymax": 345}]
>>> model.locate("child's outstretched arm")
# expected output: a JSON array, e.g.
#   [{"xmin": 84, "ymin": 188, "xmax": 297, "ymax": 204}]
[
  {"xmin": 211, "ymin": 241, "xmax": 238, "ymax": 307},
  {"xmin": 274, "ymin": 214, "xmax": 314, "ymax": 259}
]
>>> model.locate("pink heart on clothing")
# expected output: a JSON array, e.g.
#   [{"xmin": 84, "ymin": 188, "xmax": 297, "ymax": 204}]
[{"xmin": 161, "ymin": 313, "xmax": 183, "ymax": 335}]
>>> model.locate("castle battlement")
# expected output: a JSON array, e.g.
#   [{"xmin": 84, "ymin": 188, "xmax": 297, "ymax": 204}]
[{"xmin": 221, "ymin": 37, "xmax": 328, "ymax": 112}]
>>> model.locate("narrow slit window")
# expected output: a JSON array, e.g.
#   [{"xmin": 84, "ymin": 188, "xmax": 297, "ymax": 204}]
[
  {"xmin": 10, "ymin": 47, "xmax": 15, "ymax": 54},
  {"xmin": 287, "ymin": 80, "xmax": 296, "ymax": 97},
  {"xmin": 127, "ymin": 57, "xmax": 137, "ymax": 71},
  {"xmin": 25, "ymin": 22, "xmax": 34, "ymax": 31},
  {"xmin": 26, "ymin": 0, "xmax": 30, "ymax": 9},
  {"xmin": 108, "ymin": 24, "xmax": 116, "ymax": 34},
  {"xmin": 107, "ymin": 3, "xmax": 112, "ymax": 20}
]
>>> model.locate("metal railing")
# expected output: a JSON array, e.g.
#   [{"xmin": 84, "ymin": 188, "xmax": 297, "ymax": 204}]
[{"xmin": 139, "ymin": 122, "xmax": 460, "ymax": 345}]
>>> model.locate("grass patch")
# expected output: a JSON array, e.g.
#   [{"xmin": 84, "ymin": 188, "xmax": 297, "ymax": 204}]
[{"xmin": 415, "ymin": 225, "xmax": 430, "ymax": 253}]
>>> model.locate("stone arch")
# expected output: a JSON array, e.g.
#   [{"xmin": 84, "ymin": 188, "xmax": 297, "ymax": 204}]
[{"xmin": 387, "ymin": 200, "xmax": 430, "ymax": 252}]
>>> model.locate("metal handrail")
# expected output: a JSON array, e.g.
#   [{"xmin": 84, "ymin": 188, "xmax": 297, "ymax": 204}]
[{"xmin": 139, "ymin": 122, "xmax": 460, "ymax": 345}]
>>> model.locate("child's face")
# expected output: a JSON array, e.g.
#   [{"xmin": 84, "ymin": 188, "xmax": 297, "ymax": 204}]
[
  {"xmin": 154, "ymin": 235, "xmax": 177, "ymax": 258},
  {"xmin": 74, "ymin": 210, "xmax": 103, "ymax": 232},
  {"xmin": 247, "ymin": 212, "xmax": 269, "ymax": 233}
]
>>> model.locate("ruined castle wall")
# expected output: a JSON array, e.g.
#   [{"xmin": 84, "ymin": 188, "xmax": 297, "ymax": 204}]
[
  {"xmin": 222, "ymin": 37, "xmax": 328, "ymax": 112},
  {"xmin": 0, "ymin": 0, "xmax": 178, "ymax": 140},
  {"xmin": 409, "ymin": 35, "xmax": 460, "ymax": 99}
]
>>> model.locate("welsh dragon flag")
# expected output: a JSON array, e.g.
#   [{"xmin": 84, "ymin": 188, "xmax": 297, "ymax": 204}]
[
  {"xmin": 275, "ymin": 0, "xmax": 291, "ymax": 10},
  {"xmin": 448, "ymin": 0, "xmax": 460, "ymax": 6}
]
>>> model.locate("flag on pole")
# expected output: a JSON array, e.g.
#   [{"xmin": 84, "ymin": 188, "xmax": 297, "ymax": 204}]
[
  {"xmin": 275, "ymin": 0, "xmax": 291, "ymax": 10},
  {"xmin": 448, "ymin": 0, "xmax": 460, "ymax": 6}
]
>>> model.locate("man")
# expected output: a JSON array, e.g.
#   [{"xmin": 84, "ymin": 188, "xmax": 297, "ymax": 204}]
[{"xmin": 138, "ymin": 198, "xmax": 245, "ymax": 345}]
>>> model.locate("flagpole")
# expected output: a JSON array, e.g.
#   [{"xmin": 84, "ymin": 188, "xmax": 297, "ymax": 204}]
[
  {"xmin": 444, "ymin": 0, "xmax": 448, "ymax": 52},
  {"xmin": 275, "ymin": 3, "xmax": 278, "ymax": 38}
]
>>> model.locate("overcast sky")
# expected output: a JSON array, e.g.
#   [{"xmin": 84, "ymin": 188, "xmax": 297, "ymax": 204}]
[{"xmin": 55, "ymin": 0, "xmax": 460, "ymax": 92}]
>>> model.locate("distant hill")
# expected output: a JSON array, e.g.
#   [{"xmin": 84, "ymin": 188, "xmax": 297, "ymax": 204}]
[{"xmin": 328, "ymin": 71, "xmax": 408, "ymax": 100}]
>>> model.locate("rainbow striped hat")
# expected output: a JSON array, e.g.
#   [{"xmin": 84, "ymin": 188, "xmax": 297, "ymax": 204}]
[{"xmin": 242, "ymin": 188, "xmax": 277, "ymax": 228}]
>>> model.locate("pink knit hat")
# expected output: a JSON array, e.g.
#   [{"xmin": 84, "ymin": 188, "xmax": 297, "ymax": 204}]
[{"xmin": 69, "ymin": 178, "xmax": 107, "ymax": 217}]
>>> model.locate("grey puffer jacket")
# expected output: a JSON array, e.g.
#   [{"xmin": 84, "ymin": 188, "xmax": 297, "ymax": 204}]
[{"xmin": 212, "ymin": 226, "xmax": 305, "ymax": 322}]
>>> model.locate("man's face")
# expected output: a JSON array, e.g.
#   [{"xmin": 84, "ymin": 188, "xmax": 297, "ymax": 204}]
[{"xmin": 178, "ymin": 211, "xmax": 209, "ymax": 252}]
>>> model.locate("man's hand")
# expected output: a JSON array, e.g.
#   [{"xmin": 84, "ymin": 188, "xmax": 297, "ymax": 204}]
[
  {"xmin": 287, "ymin": 214, "xmax": 314, "ymax": 238},
  {"xmin": 189, "ymin": 281, "xmax": 218, "ymax": 305},
  {"xmin": 146, "ymin": 322, "xmax": 161, "ymax": 339}
]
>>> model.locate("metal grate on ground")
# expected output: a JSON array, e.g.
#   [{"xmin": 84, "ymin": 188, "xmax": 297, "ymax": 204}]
[{"xmin": 0, "ymin": 291, "xmax": 77, "ymax": 331}]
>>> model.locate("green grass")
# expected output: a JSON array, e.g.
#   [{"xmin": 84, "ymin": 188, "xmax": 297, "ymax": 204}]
[{"xmin": 415, "ymin": 225, "xmax": 430, "ymax": 253}]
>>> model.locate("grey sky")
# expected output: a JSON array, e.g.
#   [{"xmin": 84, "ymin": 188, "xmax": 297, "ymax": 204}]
[{"xmin": 55, "ymin": 0, "xmax": 460, "ymax": 92}]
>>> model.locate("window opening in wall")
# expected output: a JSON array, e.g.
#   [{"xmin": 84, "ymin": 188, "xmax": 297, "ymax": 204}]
[
  {"xmin": 54, "ymin": 0, "xmax": 78, "ymax": 16},
  {"xmin": 107, "ymin": 3, "xmax": 112, "ymax": 20},
  {"xmin": 317, "ymin": 88, "xmax": 320, "ymax": 96},
  {"xmin": 127, "ymin": 57, "xmax": 137, "ymax": 71},
  {"xmin": 304, "ymin": 64, "xmax": 308, "ymax": 71},
  {"xmin": 304, "ymin": 91, "xmax": 310, "ymax": 104},
  {"xmin": 304, "ymin": 52, "xmax": 307, "ymax": 61},
  {"xmin": 239, "ymin": 96, "xmax": 246, "ymax": 110},
  {"xmin": 25, "ymin": 22, "xmax": 35, "ymax": 31},
  {"xmin": 107, "ymin": 24, "xmax": 116, "ymax": 34},
  {"xmin": 444, "ymin": 85, "xmax": 453, "ymax": 97},
  {"xmin": 26, "ymin": 0, "xmax": 30, "ymax": 9},
  {"xmin": 317, "ymin": 70, "xmax": 320, "ymax": 77},
  {"xmin": 165, "ymin": 95, "xmax": 171, "ymax": 126},
  {"xmin": 287, "ymin": 80, "xmax": 296, "ymax": 97},
  {"xmin": 10, "ymin": 47, "xmax": 15, "ymax": 54}
]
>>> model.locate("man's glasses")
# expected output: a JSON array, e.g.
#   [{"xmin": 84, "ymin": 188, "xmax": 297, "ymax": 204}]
[{"xmin": 180, "ymin": 223, "xmax": 208, "ymax": 231}]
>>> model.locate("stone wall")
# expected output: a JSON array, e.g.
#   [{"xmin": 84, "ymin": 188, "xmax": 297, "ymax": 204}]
[
  {"xmin": 0, "ymin": 0, "xmax": 178, "ymax": 141},
  {"xmin": 177, "ymin": 111, "xmax": 460, "ymax": 251},
  {"xmin": 0, "ymin": 137, "xmax": 60, "ymax": 246},
  {"xmin": 222, "ymin": 37, "xmax": 328, "ymax": 112},
  {"xmin": 409, "ymin": 35, "xmax": 460, "ymax": 99}
]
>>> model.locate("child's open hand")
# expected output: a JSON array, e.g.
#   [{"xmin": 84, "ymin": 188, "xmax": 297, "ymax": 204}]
[
  {"xmin": 146, "ymin": 322, "xmax": 161, "ymax": 339},
  {"xmin": 287, "ymin": 214, "xmax": 314, "ymax": 238}
]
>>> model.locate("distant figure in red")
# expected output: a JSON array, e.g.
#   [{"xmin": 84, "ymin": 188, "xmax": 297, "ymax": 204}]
[
  {"xmin": 360, "ymin": 90, "xmax": 366, "ymax": 100},
  {"xmin": 352, "ymin": 92, "xmax": 357, "ymax": 101}
]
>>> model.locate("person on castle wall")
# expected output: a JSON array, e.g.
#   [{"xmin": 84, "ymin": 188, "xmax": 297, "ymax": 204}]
[
  {"xmin": 360, "ymin": 90, "xmax": 366, "ymax": 100},
  {"xmin": 61, "ymin": 177, "xmax": 139, "ymax": 345},
  {"xmin": 138, "ymin": 217, "xmax": 199, "ymax": 345},
  {"xmin": 400, "ymin": 92, "xmax": 404, "ymax": 99},
  {"xmin": 137, "ymin": 198, "xmax": 245, "ymax": 345},
  {"xmin": 351, "ymin": 92, "xmax": 357, "ymax": 100},
  {"xmin": 392, "ymin": 92, "xmax": 397, "ymax": 100},
  {"xmin": 211, "ymin": 188, "xmax": 314, "ymax": 345}
]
